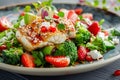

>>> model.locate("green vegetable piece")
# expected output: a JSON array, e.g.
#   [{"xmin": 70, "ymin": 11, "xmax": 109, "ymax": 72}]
[
  {"xmin": 99, "ymin": 19, "xmax": 105, "ymax": 25},
  {"xmin": 42, "ymin": 45, "xmax": 55, "ymax": 55},
  {"xmin": 32, "ymin": 51, "xmax": 45, "ymax": 66},
  {"xmin": 58, "ymin": 12, "xmax": 64, "ymax": 17},
  {"xmin": 75, "ymin": 27, "xmax": 91, "ymax": 46},
  {"xmin": 24, "ymin": 12, "xmax": 37, "ymax": 25},
  {"xmin": 57, "ymin": 23, "xmax": 65, "ymax": 30},
  {"xmin": 111, "ymin": 29, "xmax": 120, "ymax": 36},
  {"xmin": 104, "ymin": 40, "xmax": 115, "ymax": 49},
  {"xmin": 2, "ymin": 48, "xmax": 23, "ymax": 65},
  {"xmin": 24, "ymin": 6, "xmax": 31, "ymax": 12},
  {"xmin": 93, "ymin": 0, "xmax": 99, "ymax": 7},
  {"xmin": 41, "ymin": 0, "xmax": 53, "ymax": 7},
  {"xmin": 54, "ymin": 40, "xmax": 77, "ymax": 64}
]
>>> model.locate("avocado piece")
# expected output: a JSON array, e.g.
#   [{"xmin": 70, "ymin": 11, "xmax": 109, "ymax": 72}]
[
  {"xmin": 24, "ymin": 12, "xmax": 37, "ymax": 25},
  {"xmin": 42, "ymin": 45, "xmax": 55, "ymax": 55},
  {"xmin": 104, "ymin": 40, "xmax": 115, "ymax": 49}
]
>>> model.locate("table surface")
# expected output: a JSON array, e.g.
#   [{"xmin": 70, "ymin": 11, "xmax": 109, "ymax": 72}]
[{"xmin": 0, "ymin": 0, "xmax": 120, "ymax": 80}]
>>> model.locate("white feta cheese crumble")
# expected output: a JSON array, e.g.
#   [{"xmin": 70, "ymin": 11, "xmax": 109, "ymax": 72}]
[
  {"xmin": 97, "ymin": 32, "xmax": 107, "ymax": 40},
  {"xmin": 88, "ymin": 50, "xmax": 103, "ymax": 59},
  {"xmin": 41, "ymin": 22, "xmax": 50, "ymax": 28},
  {"xmin": 112, "ymin": 37, "xmax": 119, "ymax": 44}
]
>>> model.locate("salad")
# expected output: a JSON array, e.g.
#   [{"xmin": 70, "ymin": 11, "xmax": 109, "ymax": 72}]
[{"xmin": 0, "ymin": 0, "xmax": 120, "ymax": 68}]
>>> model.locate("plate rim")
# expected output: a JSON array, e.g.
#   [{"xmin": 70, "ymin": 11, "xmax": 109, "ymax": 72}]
[{"xmin": 0, "ymin": 2, "xmax": 120, "ymax": 76}]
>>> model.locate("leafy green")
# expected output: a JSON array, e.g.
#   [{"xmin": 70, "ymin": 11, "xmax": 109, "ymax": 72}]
[
  {"xmin": 58, "ymin": 12, "xmax": 64, "ymax": 17},
  {"xmin": 54, "ymin": 40, "xmax": 77, "ymax": 64},
  {"xmin": 102, "ymin": 0, "xmax": 106, "ymax": 5},
  {"xmin": 2, "ymin": 47, "xmax": 23, "ymax": 65},
  {"xmin": 86, "ymin": 37, "xmax": 106, "ymax": 54},
  {"xmin": 110, "ymin": 29, "xmax": 120, "ymax": 36},
  {"xmin": 93, "ymin": 0, "xmax": 99, "ymax": 7},
  {"xmin": 32, "ymin": 51, "xmax": 45, "ymax": 67},
  {"xmin": 75, "ymin": 27, "xmax": 91, "ymax": 46},
  {"xmin": 41, "ymin": 0, "xmax": 53, "ymax": 7},
  {"xmin": 99, "ymin": 19, "xmax": 105, "ymax": 25},
  {"xmin": 57, "ymin": 23, "xmax": 65, "ymax": 30}
]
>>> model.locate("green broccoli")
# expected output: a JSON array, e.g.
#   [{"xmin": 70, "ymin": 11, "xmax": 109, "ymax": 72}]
[
  {"xmin": 75, "ymin": 27, "xmax": 91, "ymax": 46},
  {"xmin": 54, "ymin": 40, "xmax": 77, "ymax": 64},
  {"xmin": 31, "ymin": 51, "xmax": 45, "ymax": 67},
  {"xmin": 2, "ymin": 47, "xmax": 23, "ymax": 65}
]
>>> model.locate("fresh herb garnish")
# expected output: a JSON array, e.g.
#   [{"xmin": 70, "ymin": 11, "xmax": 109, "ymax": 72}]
[
  {"xmin": 24, "ymin": 6, "xmax": 31, "ymax": 12},
  {"xmin": 58, "ymin": 12, "xmax": 64, "ymax": 17},
  {"xmin": 99, "ymin": 19, "xmax": 105, "ymax": 25},
  {"xmin": 57, "ymin": 23, "xmax": 65, "ymax": 30}
]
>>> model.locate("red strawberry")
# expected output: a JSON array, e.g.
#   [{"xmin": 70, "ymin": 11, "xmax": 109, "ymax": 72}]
[
  {"xmin": 67, "ymin": 10, "xmax": 78, "ymax": 24},
  {"xmin": 0, "ymin": 45, "xmax": 7, "ymax": 51},
  {"xmin": 21, "ymin": 53, "xmax": 35, "ymax": 68},
  {"xmin": 77, "ymin": 46, "xmax": 87, "ymax": 61},
  {"xmin": 113, "ymin": 70, "xmax": 120, "ymax": 76},
  {"xmin": 85, "ymin": 55, "xmax": 93, "ymax": 62},
  {"xmin": 45, "ymin": 56, "xmax": 70, "ymax": 67},
  {"xmin": 0, "ymin": 17, "xmax": 11, "ymax": 32},
  {"xmin": 74, "ymin": 8, "xmax": 83, "ymax": 15},
  {"xmin": 88, "ymin": 21, "xmax": 101, "ymax": 36}
]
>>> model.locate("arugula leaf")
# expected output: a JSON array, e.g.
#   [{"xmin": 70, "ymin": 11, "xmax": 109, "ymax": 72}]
[
  {"xmin": 57, "ymin": 23, "xmax": 65, "ymax": 30},
  {"xmin": 78, "ymin": 15, "xmax": 83, "ymax": 20},
  {"xmin": 32, "ymin": 2, "xmax": 41, "ymax": 10},
  {"xmin": 58, "ymin": 12, "xmax": 64, "ymax": 17},
  {"xmin": 102, "ymin": 0, "xmax": 106, "ymax": 5},
  {"xmin": 111, "ymin": 29, "xmax": 120, "ymax": 36},
  {"xmin": 24, "ymin": 6, "xmax": 31, "ymax": 12}
]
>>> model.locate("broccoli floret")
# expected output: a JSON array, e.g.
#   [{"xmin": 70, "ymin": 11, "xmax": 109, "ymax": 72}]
[
  {"xmin": 54, "ymin": 40, "xmax": 77, "ymax": 64},
  {"xmin": 75, "ymin": 27, "xmax": 91, "ymax": 46},
  {"xmin": 31, "ymin": 51, "xmax": 45, "ymax": 67},
  {"xmin": 2, "ymin": 48, "xmax": 23, "ymax": 65},
  {"xmin": 86, "ymin": 37, "xmax": 106, "ymax": 54}
]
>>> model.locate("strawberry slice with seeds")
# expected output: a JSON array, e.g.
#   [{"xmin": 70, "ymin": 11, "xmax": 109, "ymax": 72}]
[
  {"xmin": 21, "ymin": 53, "xmax": 35, "ymax": 68},
  {"xmin": 88, "ymin": 21, "xmax": 101, "ymax": 36},
  {"xmin": 77, "ymin": 46, "xmax": 87, "ymax": 61},
  {"xmin": 45, "ymin": 56, "xmax": 70, "ymax": 67}
]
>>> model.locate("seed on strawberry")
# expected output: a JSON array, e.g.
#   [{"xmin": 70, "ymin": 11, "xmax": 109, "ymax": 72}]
[{"xmin": 113, "ymin": 69, "xmax": 120, "ymax": 76}]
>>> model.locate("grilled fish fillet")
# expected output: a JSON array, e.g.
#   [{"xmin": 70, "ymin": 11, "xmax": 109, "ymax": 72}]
[{"xmin": 16, "ymin": 18, "xmax": 66, "ymax": 51}]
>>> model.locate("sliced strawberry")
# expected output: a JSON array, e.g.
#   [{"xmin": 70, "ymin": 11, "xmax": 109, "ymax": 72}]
[
  {"xmin": 85, "ymin": 55, "xmax": 93, "ymax": 62},
  {"xmin": 67, "ymin": 10, "xmax": 78, "ymax": 24},
  {"xmin": 45, "ymin": 56, "xmax": 70, "ymax": 67},
  {"xmin": 77, "ymin": 46, "xmax": 87, "ymax": 61},
  {"xmin": 21, "ymin": 53, "xmax": 35, "ymax": 68},
  {"xmin": 0, "ymin": 45, "xmax": 7, "ymax": 51},
  {"xmin": 82, "ymin": 13, "xmax": 93, "ymax": 20},
  {"xmin": 74, "ymin": 8, "xmax": 83, "ymax": 15},
  {"xmin": 88, "ymin": 21, "xmax": 101, "ymax": 36},
  {"xmin": 0, "ymin": 17, "xmax": 12, "ymax": 32}
]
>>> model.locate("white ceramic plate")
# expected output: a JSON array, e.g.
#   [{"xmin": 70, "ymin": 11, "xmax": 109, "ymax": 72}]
[{"xmin": 0, "ymin": 1, "xmax": 120, "ymax": 76}]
